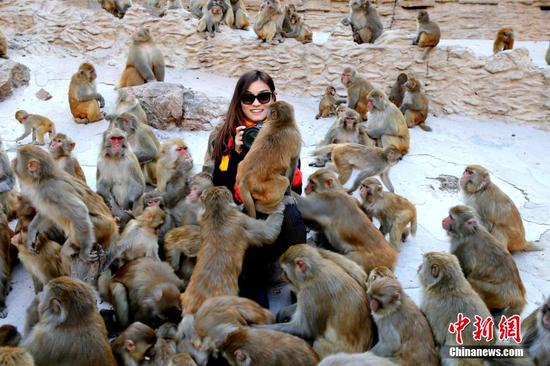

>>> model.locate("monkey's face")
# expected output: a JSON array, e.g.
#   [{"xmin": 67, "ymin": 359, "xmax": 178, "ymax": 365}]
[
  {"xmin": 104, "ymin": 131, "xmax": 128, "ymax": 157},
  {"xmin": 146, "ymin": 195, "xmax": 163, "ymax": 208},
  {"xmin": 367, "ymin": 94, "xmax": 380, "ymax": 111},
  {"xmin": 341, "ymin": 70, "xmax": 351, "ymax": 86},
  {"xmin": 305, "ymin": 170, "xmax": 337, "ymax": 194},
  {"xmin": 459, "ymin": 165, "xmax": 487, "ymax": 193},
  {"xmin": 326, "ymin": 86, "xmax": 336, "ymax": 96},
  {"xmin": 405, "ymin": 78, "xmax": 419, "ymax": 92},
  {"xmin": 359, "ymin": 178, "xmax": 380, "ymax": 199},
  {"xmin": 211, "ymin": 4, "xmax": 223, "ymax": 14},
  {"xmin": 14, "ymin": 110, "xmax": 27, "ymax": 123},
  {"xmin": 397, "ymin": 73, "xmax": 408, "ymax": 84},
  {"xmin": 418, "ymin": 11, "xmax": 428, "ymax": 23},
  {"xmin": 49, "ymin": 136, "xmax": 64, "ymax": 153},
  {"xmin": 175, "ymin": 142, "xmax": 191, "ymax": 161},
  {"xmin": 344, "ymin": 116, "xmax": 357, "ymax": 130},
  {"xmin": 443, "ymin": 206, "xmax": 478, "ymax": 237},
  {"xmin": 133, "ymin": 27, "xmax": 151, "ymax": 42},
  {"xmin": 349, "ymin": 0, "xmax": 363, "ymax": 10},
  {"xmin": 114, "ymin": 115, "xmax": 137, "ymax": 133}
]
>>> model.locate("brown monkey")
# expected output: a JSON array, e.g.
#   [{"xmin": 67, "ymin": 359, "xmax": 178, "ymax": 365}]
[
  {"xmin": 367, "ymin": 277, "xmax": 439, "ymax": 365},
  {"xmin": 0, "ymin": 325, "xmax": 20, "ymax": 347},
  {"xmin": 23, "ymin": 276, "xmax": 116, "ymax": 366},
  {"xmin": 221, "ymin": 327, "xmax": 319, "ymax": 366},
  {"xmin": 366, "ymin": 266, "xmax": 396, "ymax": 288},
  {"xmin": 521, "ymin": 297, "xmax": 550, "ymax": 366},
  {"xmin": 108, "ymin": 88, "xmax": 148, "ymax": 125},
  {"xmin": 294, "ymin": 169, "xmax": 397, "ymax": 273},
  {"xmin": 259, "ymin": 244, "xmax": 373, "ymax": 357},
  {"xmin": 365, "ymin": 88, "xmax": 410, "ymax": 155},
  {"xmin": 285, "ymin": 13, "xmax": 312, "ymax": 43},
  {"xmin": 156, "ymin": 138, "xmax": 192, "ymax": 202},
  {"xmin": 253, "ymin": 0, "xmax": 285, "ymax": 43},
  {"xmin": 314, "ymin": 143, "xmax": 402, "ymax": 193},
  {"xmin": 68, "ymin": 63, "xmax": 105, "ymax": 124},
  {"xmin": 169, "ymin": 353, "xmax": 198, "ymax": 366},
  {"xmin": 0, "ymin": 347, "xmax": 34, "ymax": 366},
  {"xmin": 163, "ymin": 225, "xmax": 200, "ymax": 282},
  {"xmin": 282, "ymin": 3, "xmax": 297, "ymax": 34},
  {"xmin": 48, "ymin": 133, "xmax": 86, "ymax": 182},
  {"xmin": 14, "ymin": 111, "xmax": 56, "ymax": 145},
  {"xmin": 0, "ymin": 139, "xmax": 17, "ymax": 221},
  {"xmin": 180, "ymin": 186, "xmax": 284, "ymax": 314},
  {"xmin": 99, "ymin": 257, "xmax": 184, "ymax": 328},
  {"xmin": 316, "ymin": 86, "xmax": 339, "ymax": 119},
  {"xmin": 177, "ymin": 172, "xmax": 214, "ymax": 225},
  {"xmin": 142, "ymin": 326, "xmax": 178, "ymax": 366},
  {"xmin": 388, "ymin": 73, "xmax": 407, "ymax": 108},
  {"xmin": 0, "ymin": 31, "xmax": 8, "ymax": 59},
  {"xmin": 400, "ymin": 77, "xmax": 431, "ymax": 131},
  {"xmin": 99, "ymin": 0, "xmax": 132, "ymax": 18},
  {"xmin": 341, "ymin": 0, "xmax": 383, "ymax": 44},
  {"xmin": 341, "ymin": 67, "xmax": 374, "ymax": 121},
  {"xmin": 413, "ymin": 11, "xmax": 440, "ymax": 60},
  {"xmin": 360, "ymin": 177, "xmax": 416, "ymax": 249},
  {"xmin": 0, "ymin": 213, "xmax": 13, "ymax": 318},
  {"xmin": 229, "ymin": 0, "xmax": 249, "ymax": 29},
  {"xmin": 460, "ymin": 164, "xmax": 540, "ymax": 252},
  {"xmin": 13, "ymin": 195, "xmax": 65, "ymax": 245},
  {"xmin": 197, "ymin": 0, "xmax": 227, "ymax": 36},
  {"xmin": 97, "ymin": 127, "xmax": 145, "ymax": 227},
  {"xmin": 117, "ymin": 26, "xmax": 165, "ymax": 88},
  {"xmin": 442, "ymin": 205, "xmax": 526, "ymax": 316},
  {"xmin": 111, "ymin": 321, "xmax": 157, "ymax": 366},
  {"xmin": 493, "ymin": 27, "xmax": 514, "ymax": 54},
  {"xmin": 418, "ymin": 252, "xmax": 493, "ymax": 364},
  {"xmin": 236, "ymin": 101, "xmax": 301, "ymax": 218}
]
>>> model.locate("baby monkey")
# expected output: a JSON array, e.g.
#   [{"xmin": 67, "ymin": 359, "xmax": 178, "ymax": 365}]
[{"xmin": 15, "ymin": 110, "xmax": 56, "ymax": 145}]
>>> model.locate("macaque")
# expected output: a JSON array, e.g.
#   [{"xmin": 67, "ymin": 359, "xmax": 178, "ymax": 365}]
[
  {"xmin": 111, "ymin": 112, "xmax": 160, "ymax": 186},
  {"xmin": 418, "ymin": 252, "xmax": 493, "ymax": 364},
  {"xmin": 341, "ymin": 67, "xmax": 373, "ymax": 121},
  {"xmin": 341, "ymin": 0, "xmax": 383, "ymax": 44},
  {"xmin": 388, "ymin": 73, "xmax": 407, "ymax": 108},
  {"xmin": 522, "ymin": 297, "xmax": 550, "ymax": 365},
  {"xmin": 282, "ymin": 3, "xmax": 296, "ymax": 33},
  {"xmin": 254, "ymin": 0, "xmax": 285, "ymax": 43},
  {"xmin": 178, "ymin": 172, "xmax": 213, "ymax": 225},
  {"xmin": 108, "ymin": 88, "xmax": 148, "ymax": 125},
  {"xmin": 294, "ymin": 169, "xmax": 397, "ymax": 273},
  {"xmin": 367, "ymin": 277, "xmax": 439, "ymax": 365},
  {"xmin": 365, "ymin": 89, "xmax": 410, "ymax": 155},
  {"xmin": 493, "ymin": 27, "xmax": 514, "ymax": 54},
  {"xmin": 546, "ymin": 43, "xmax": 550, "ymax": 65},
  {"xmin": 99, "ymin": 0, "xmax": 133, "ymax": 18},
  {"xmin": 197, "ymin": 0, "xmax": 226, "ymax": 36},
  {"xmin": 0, "ymin": 140, "xmax": 17, "ymax": 220},
  {"xmin": 14, "ymin": 110, "xmax": 56, "ymax": 145},
  {"xmin": 48, "ymin": 133, "xmax": 86, "ymax": 182},
  {"xmin": 163, "ymin": 225, "xmax": 200, "ymax": 282},
  {"xmin": 314, "ymin": 143, "xmax": 401, "ymax": 193},
  {"xmin": 156, "ymin": 138, "xmax": 193, "ymax": 203},
  {"xmin": 180, "ymin": 186, "xmax": 284, "ymax": 314},
  {"xmin": 400, "ymin": 77, "xmax": 431, "ymax": 131},
  {"xmin": 68, "ymin": 63, "xmax": 105, "ymax": 124},
  {"xmin": 360, "ymin": 177, "xmax": 416, "ymax": 249},
  {"xmin": 96, "ymin": 127, "xmax": 145, "ymax": 227},
  {"xmin": 0, "ymin": 325, "xmax": 21, "ymax": 347},
  {"xmin": 259, "ymin": 245, "xmax": 373, "ymax": 357},
  {"xmin": 111, "ymin": 321, "xmax": 157, "ymax": 366},
  {"xmin": 99, "ymin": 257, "xmax": 184, "ymax": 328},
  {"xmin": 0, "ymin": 213, "xmax": 13, "ymax": 318},
  {"xmin": 13, "ymin": 195, "xmax": 65, "ymax": 245},
  {"xmin": 413, "ymin": 11, "xmax": 440, "ymax": 60},
  {"xmin": 228, "ymin": 0, "xmax": 249, "ymax": 29},
  {"xmin": 23, "ymin": 276, "xmax": 116, "ymax": 366},
  {"xmin": 460, "ymin": 164, "xmax": 540, "ymax": 252},
  {"xmin": 117, "ymin": 26, "xmax": 165, "ymax": 88},
  {"xmin": 442, "ymin": 205, "xmax": 526, "ymax": 316},
  {"xmin": 221, "ymin": 328, "xmax": 319, "ymax": 366},
  {"xmin": 0, "ymin": 30, "xmax": 8, "ymax": 59},
  {"xmin": 316, "ymin": 86, "xmax": 342, "ymax": 119},
  {"xmin": 285, "ymin": 13, "xmax": 312, "ymax": 43},
  {"xmin": 142, "ymin": 324, "xmax": 178, "ymax": 366},
  {"xmin": 0, "ymin": 347, "xmax": 34, "ymax": 366},
  {"xmin": 366, "ymin": 266, "xmax": 396, "ymax": 288},
  {"xmin": 236, "ymin": 101, "xmax": 301, "ymax": 218}
]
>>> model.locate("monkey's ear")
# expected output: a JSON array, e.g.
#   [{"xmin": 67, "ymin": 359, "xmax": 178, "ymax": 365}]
[
  {"xmin": 294, "ymin": 258, "xmax": 306, "ymax": 273},
  {"xmin": 27, "ymin": 159, "xmax": 40, "ymax": 173},
  {"xmin": 234, "ymin": 350, "xmax": 247, "ymax": 362},
  {"xmin": 69, "ymin": 142, "xmax": 76, "ymax": 151},
  {"xmin": 325, "ymin": 178, "xmax": 334, "ymax": 189},
  {"xmin": 124, "ymin": 339, "xmax": 136, "ymax": 352},
  {"xmin": 430, "ymin": 264, "xmax": 439, "ymax": 278},
  {"xmin": 375, "ymin": 185, "xmax": 382, "ymax": 193},
  {"xmin": 49, "ymin": 298, "xmax": 66, "ymax": 321}
]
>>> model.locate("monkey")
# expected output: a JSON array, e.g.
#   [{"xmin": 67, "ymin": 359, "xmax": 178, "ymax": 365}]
[
  {"xmin": 359, "ymin": 177, "xmax": 416, "ymax": 249},
  {"xmin": 459, "ymin": 164, "xmax": 541, "ymax": 252},
  {"xmin": 11, "ymin": 231, "xmax": 70, "ymax": 293},
  {"xmin": 293, "ymin": 169, "xmax": 397, "ymax": 273},
  {"xmin": 316, "ymin": 85, "xmax": 342, "ymax": 119},
  {"xmin": 111, "ymin": 321, "xmax": 157, "ymax": 366},
  {"xmin": 521, "ymin": 297, "xmax": 550, "ymax": 366},
  {"xmin": 197, "ymin": 0, "xmax": 226, "ymax": 36},
  {"xmin": 284, "ymin": 13, "xmax": 312, "ymax": 43},
  {"xmin": 413, "ymin": 11, "xmax": 440, "ymax": 60},
  {"xmin": 493, "ymin": 27, "xmax": 514, "ymax": 54},
  {"xmin": 236, "ymin": 101, "xmax": 301, "ymax": 218},
  {"xmin": 68, "ymin": 63, "xmax": 105, "ymax": 124},
  {"xmin": 48, "ymin": 133, "xmax": 86, "ymax": 182},
  {"xmin": 14, "ymin": 110, "xmax": 56, "ymax": 145},
  {"xmin": 318, "ymin": 352, "xmax": 398, "ymax": 366},
  {"xmin": 365, "ymin": 88, "xmax": 410, "ymax": 155},
  {"xmin": 546, "ymin": 43, "xmax": 550, "ymax": 65},
  {"xmin": 341, "ymin": 0, "xmax": 383, "ymax": 44},
  {"xmin": 111, "ymin": 112, "xmax": 160, "ymax": 186},
  {"xmin": 253, "ymin": 0, "xmax": 285, "ymax": 43},
  {"xmin": 400, "ymin": 77, "xmax": 432, "ymax": 131},
  {"xmin": 13, "ymin": 195, "xmax": 66, "ymax": 245},
  {"xmin": 0, "ymin": 30, "xmax": 8, "ymax": 59},
  {"xmin": 108, "ymin": 88, "xmax": 148, "ymax": 125},
  {"xmin": 169, "ymin": 353, "xmax": 198, "ymax": 366},
  {"xmin": 221, "ymin": 327, "xmax": 319, "ymax": 366},
  {"xmin": 314, "ymin": 143, "xmax": 402, "ymax": 193},
  {"xmin": 388, "ymin": 73, "xmax": 407, "ymax": 108},
  {"xmin": 99, "ymin": 0, "xmax": 133, "ymax": 18},
  {"xmin": 0, "ymin": 139, "xmax": 17, "ymax": 221},
  {"xmin": 156, "ymin": 138, "xmax": 193, "ymax": 203},
  {"xmin": 99, "ymin": 257, "xmax": 184, "ymax": 329},
  {"xmin": 442, "ymin": 205, "xmax": 526, "ymax": 317},
  {"xmin": 341, "ymin": 67, "xmax": 373, "ymax": 121},
  {"xmin": 117, "ymin": 26, "xmax": 165, "ymax": 88},
  {"xmin": 176, "ymin": 172, "xmax": 213, "ymax": 225},
  {"xmin": 418, "ymin": 252, "xmax": 494, "ymax": 364},
  {"xmin": 163, "ymin": 225, "xmax": 200, "ymax": 282},
  {"xmin": 23, "ymin": 276, "xmax": 117, "ymax": 366},
  {"xmin": 96, "ymin": 127, "xmax": 145, "ymax": 227},
  {"xmin": 180, "ymin": 186, "xmax": 284, "ymax": 314},
  {"xmin": 282, "ymin": 3, "xmax": 297, "ymax": 34},
  {"xmin": 190, "ymin": 0, "xmax": 233, "ymax": 25},
  {"xmin": 366, "ymin": 265, "xmax": 396, "ymax": 288},
  {"xmin": 0, "ymin": 325, "xmax": 20, "ymax": 347},
  {"xmin": 142, "ymin": 327, "xmax": 178, "ymax": 366},
  {"xmin": 258, "ymin": 244, "xmax": 373, "ymax": 358},
  {"xmin": 0, "ymin": 213, "xmax": 13, "ymax": 318},
  {"xmin": 229, "ymin": 0, "xmax": 249, "ymax": 29},
  {"xmin": 12, "ymin": 145, "xmax": 118, "ymax": 268},
  {"xmin": 0, "ymin": 347, "xmax": 34, "ymax": 366}
]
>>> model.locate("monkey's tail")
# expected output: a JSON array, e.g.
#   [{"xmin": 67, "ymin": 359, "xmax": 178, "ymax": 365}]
[
  {"xmin": 521, "ymin": 241, "xmax": 544, "ymax": 252},
  {"xmin": 97, "ymin": 268, "xmax": 113, "ymax": 299},
  {"xmin": 312, "ymin": 144, "xmax": 338, "ymax": 157},
  {"xmin": 418, "ymin": 123, "xmax": 432, "ymax": 132},
  {"xmin": 239, "ymin": 183, "xmax": 257, "ymax": 218},
  {"xmin": 410, "ymin": 215, "xmax": 417, "ymax": 237}
]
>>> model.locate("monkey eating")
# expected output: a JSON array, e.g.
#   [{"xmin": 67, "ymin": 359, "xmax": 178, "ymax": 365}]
[
  {"xmin": 14, "ymin": 110, "xmax": 56, "ymax": 145},
  {"xmin": 493, "ymin": 27, "xmax": 514, "ymax": 54},
  {"xmin": 68, "ymin": 62, "xmax": 105, "ymax": 124},
  {"xmin": 49, "ymin": 133, "xmax": 87, "ymax": 182}
]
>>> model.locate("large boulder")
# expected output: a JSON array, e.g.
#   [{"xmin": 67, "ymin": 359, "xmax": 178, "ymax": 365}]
[{"xmin": 0, "ymin": 60, "xmax": 30, "ymax": 101}]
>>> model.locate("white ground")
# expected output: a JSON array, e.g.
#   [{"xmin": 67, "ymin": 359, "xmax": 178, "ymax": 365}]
[{"xmin": 0, "ymin": 46, "xmax": 548, "ymax": 332}]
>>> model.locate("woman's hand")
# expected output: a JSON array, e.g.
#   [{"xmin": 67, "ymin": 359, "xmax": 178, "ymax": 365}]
[{"xmin": 235, "ymin": 126, "xmax": 246, "ymax": 153}]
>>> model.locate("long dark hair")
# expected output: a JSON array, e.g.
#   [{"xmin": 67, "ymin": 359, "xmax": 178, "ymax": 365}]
[{"xmin": 211, "ymin": 70, "xmax": 276, "ymax": 162}]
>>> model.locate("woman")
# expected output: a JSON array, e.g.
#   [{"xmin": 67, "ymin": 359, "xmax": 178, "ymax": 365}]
[{"xmin": 206, "ymin": 70, "xmax": 306, "ymax": 313}]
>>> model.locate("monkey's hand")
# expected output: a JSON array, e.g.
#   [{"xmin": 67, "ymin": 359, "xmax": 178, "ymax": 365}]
[
  {"xmin": 282, "ymin": 195, "xmax": 296, "ymax": 207},
  {"xmin": 341, "ymin": 17, "xmax": 351, "ymax": 26},
  {"xmin": 98, "ymin": 95, "xmax": 105, "ymax": 108},
  {"xmin": 80, "ymin": 245, "xmax": 103, "ymax": 263}
]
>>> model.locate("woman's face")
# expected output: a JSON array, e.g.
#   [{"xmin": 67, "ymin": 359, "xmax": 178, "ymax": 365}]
[{"xmin": 241, "ymin": 80, "xmax": 273, "ymax": 123}]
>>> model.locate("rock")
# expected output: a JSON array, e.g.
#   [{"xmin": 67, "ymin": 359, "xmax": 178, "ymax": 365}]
[
  {"xmin": 428, "ymin": 174, "xmax": 459, "ymax": 192},
  {"xmin": 399, "ymin": 0, "xmax": 435, "ymax": 7},
  {"xmin": 0, "ymin": 60, "xmax": 30, "ymax": 101},
  {"xmin": 129, "ymin": 82, "xmax": 227, "ymax": 130},
  {"xmin": 35, "ymin": 88, "xmax": 52, "ymax": 100},
  {"xmin": 485, "ymin": 48, "xmax": 531, "ymax": 74}
]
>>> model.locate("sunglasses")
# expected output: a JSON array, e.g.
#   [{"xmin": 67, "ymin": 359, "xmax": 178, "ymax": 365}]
[{"xmin": 241, "ymin": 91, "xmax": 273, "ymax": 105}]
